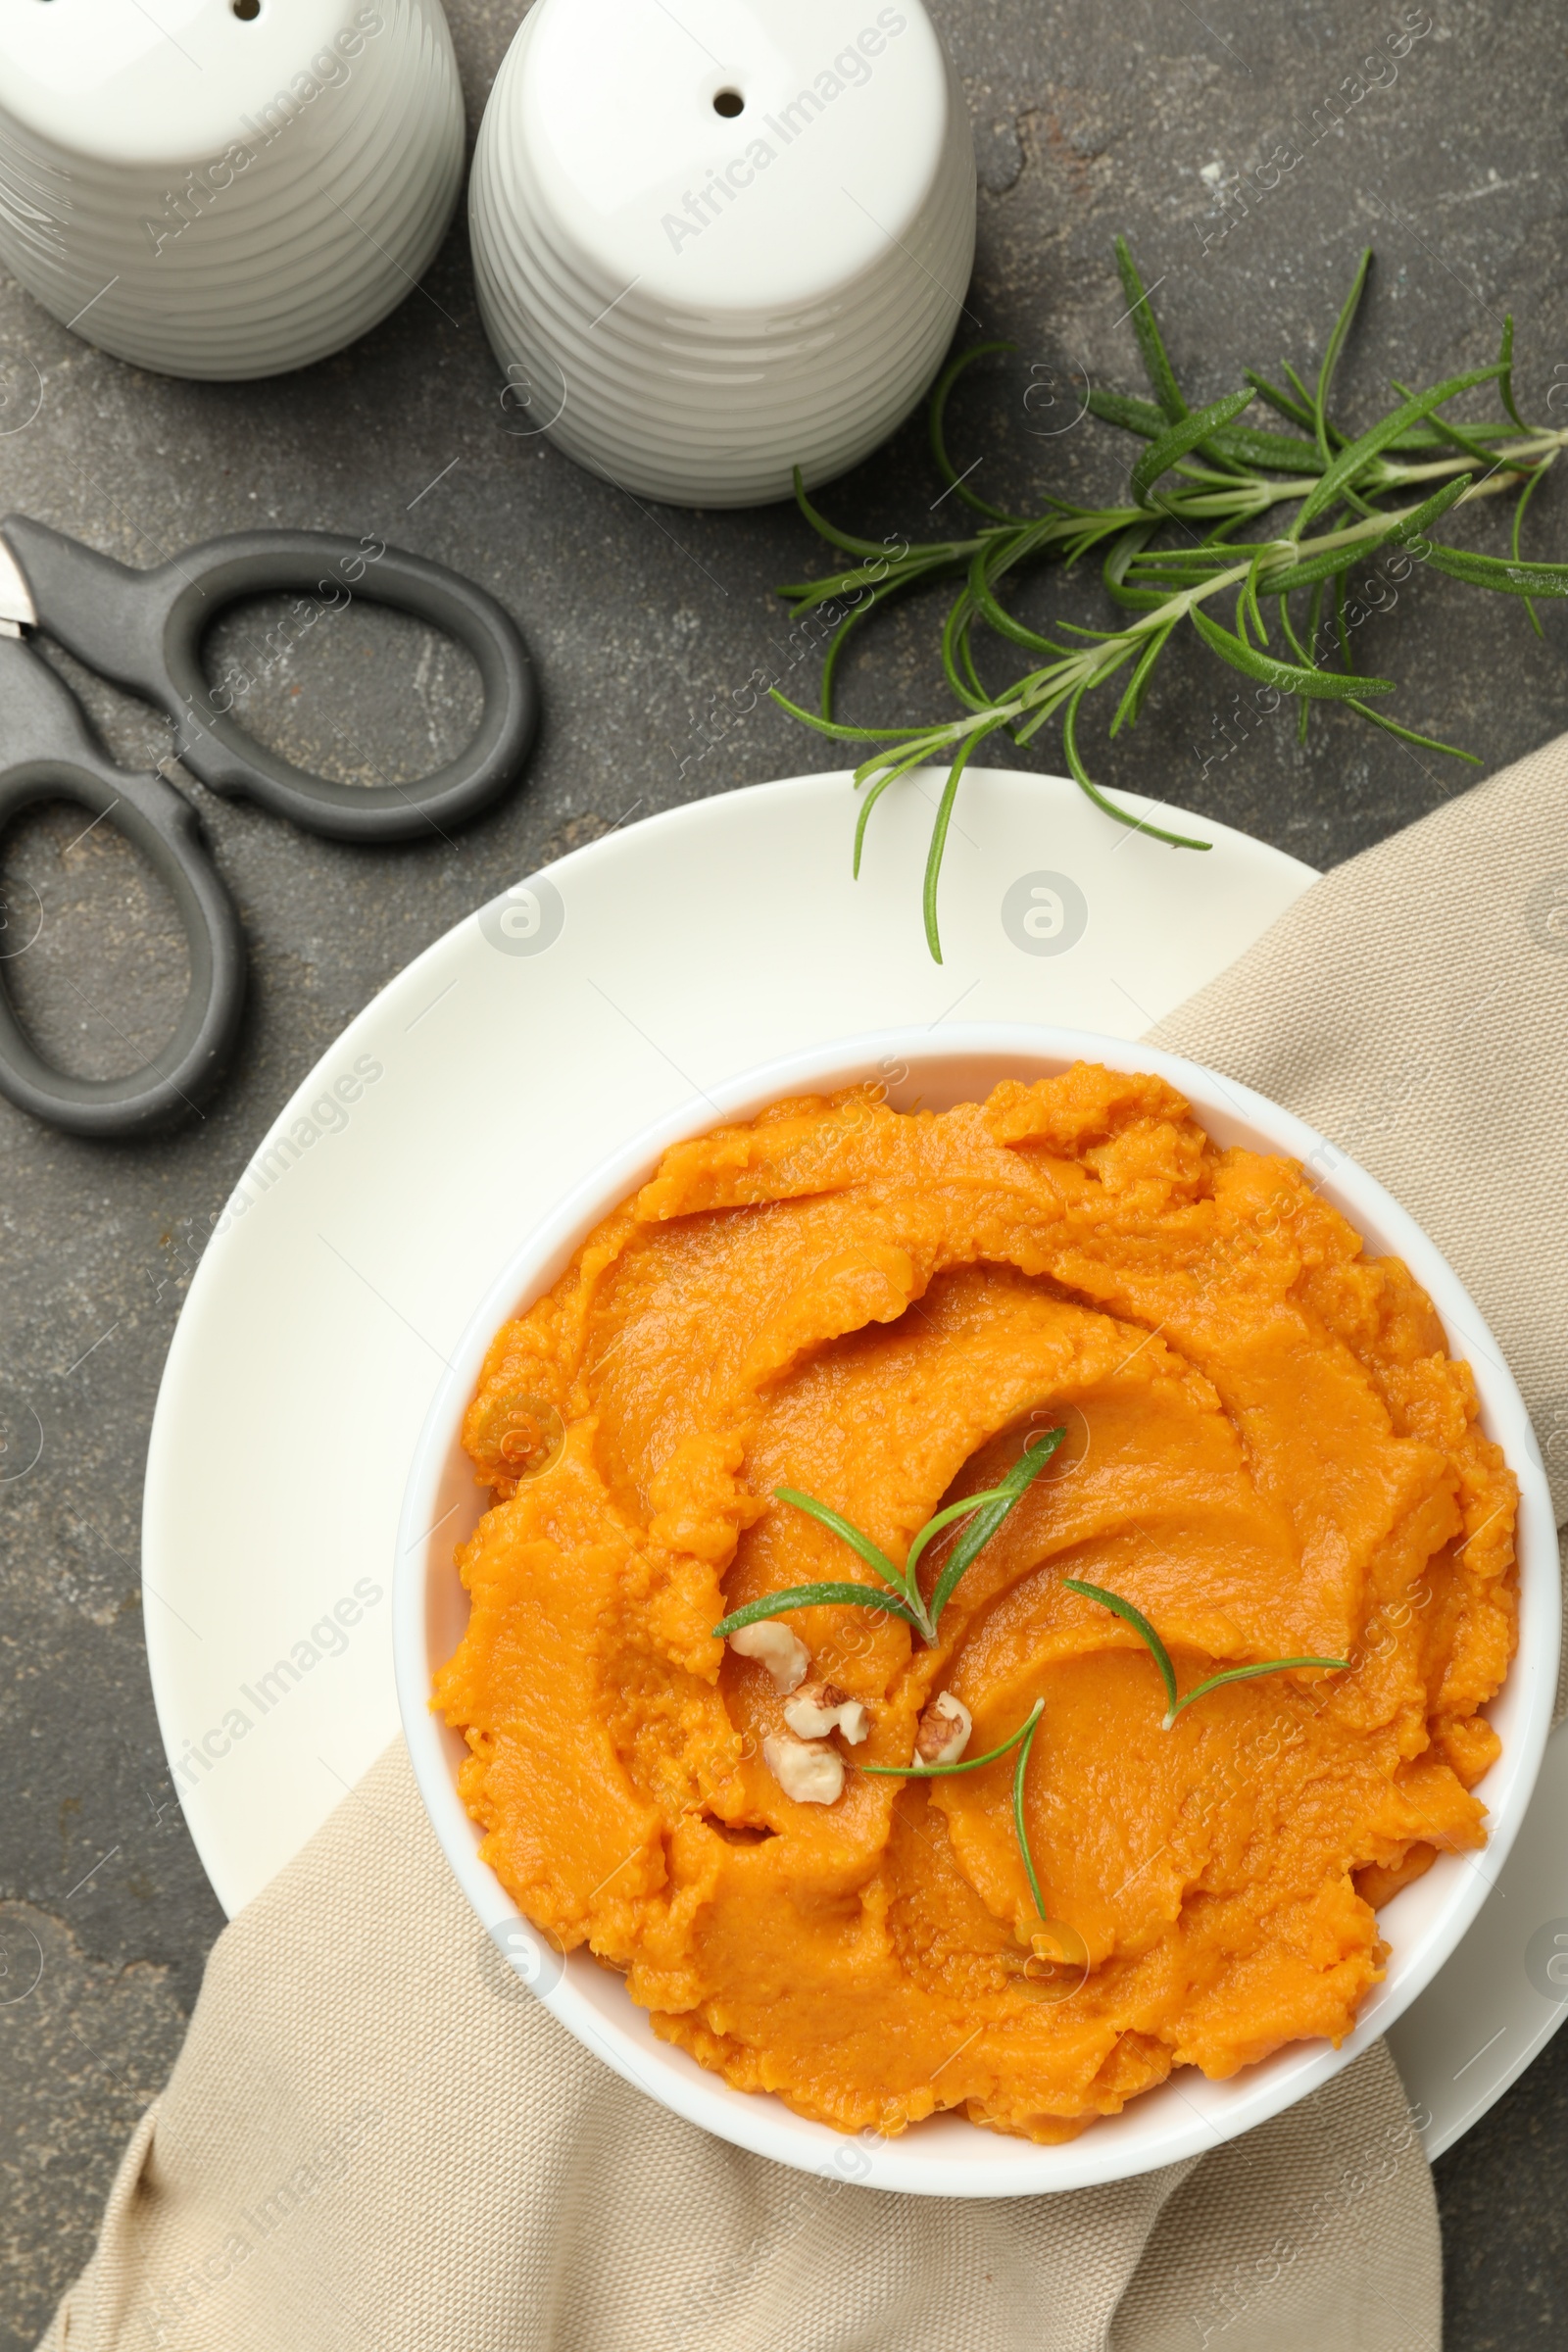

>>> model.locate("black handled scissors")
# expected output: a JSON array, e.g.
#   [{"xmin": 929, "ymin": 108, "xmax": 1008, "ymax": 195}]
[{"xmin": 0, "ymin": 516, "xmax": 537, "ymax": 1140}]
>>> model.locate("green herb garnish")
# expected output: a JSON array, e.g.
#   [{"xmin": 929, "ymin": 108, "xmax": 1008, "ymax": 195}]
[
  {"xmin": 774, "ymin": 237, "xmax": 1568, "ymax": 960},
  {"xmin": 1062, "ymin": 1577, "xmax": 1347, "ymax": 1729},
  {"xmin": 1010, "ymin": 1703, "xmax": 1050, "ymax": 1923},
  {"xmin": 712, "ymin": 1424, "xmax": 1065, "ymax": 1647},
  {"xmin": 863, "ymin": 1699, "xmax": 1057, "ymax": 1960},
  {"xmin": 715, "ymin": 1435, "xmax": 1066, "ymax": 1947}
]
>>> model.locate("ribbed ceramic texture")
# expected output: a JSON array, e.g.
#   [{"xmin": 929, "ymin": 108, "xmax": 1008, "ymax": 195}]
[
  {"xmin": 469, "ymin": 0, "xmax": 977, "ymax": 507},
  {"xmin": 0, "ymin": 0, "xmax": 463, "ymax": 381}
]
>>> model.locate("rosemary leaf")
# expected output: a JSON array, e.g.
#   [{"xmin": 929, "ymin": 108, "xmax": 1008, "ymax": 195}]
[
  {"xmin": 1298, "ymin": 580, "xmax": 1326, "ymax": 743},
  {"xmin": 1419, "ymin": 537, "xmax": 1568, "ymax": 598},
  {"xmin": 1314, "ymin": 247, "xmax": 1373, "ymax": 465},
  {"xmin": 1102, "ymin": 522, "xmax": 1166, "ymax": 612},
  {"xmin": 1086, "ymin": 385, "xmax": 1167, "ymax": 440},
  {"xmin": 770, "ymin": 236, "xmax": 1568, "ymax": 959},
  {"xmin": 1063, "ymin": 1579, "xmax": 1348, "ymax": 1730},
  {"xmin": 818, "ymin": 579, "xmax": 905, "ymax": 717},
  {"xmin": 768, "ymin": 691, "xmax": 914, "ymax": 745},
  {"xmin": 1166, "ymin": 1655, "xmax": 1348, "ymax": 1725},
  {"xmin": 1061, "ymin": 1578, "xmax": 1179, "ymax": 1716},
  {"xmin": 1245, "ymin": 366, "xmax": 1316, "ymax": 432},
  {"xmin": 929, "ymin": 341, "xmax": 1020, "ymax": 521},
  {"xmin": 1206, "ymin": 420, "xmax": 1331, "ymax": 475},
  {"xmin": 712, "ymin": 1583, "xmax": 925, "ymax": 1639},
  {"xmin": 923, "ymin": 725, "xmax": 999, "ymax": 961},
  {"xmin": 942, "ymin": 583, "xmax": 996, "ymax": 708},
  {"xmin": 1294, "ymin": 361, "xmax": 1504, "ymax": 532},
  {"xmin": 922, "ymin": 1428, "xmax": 1064, "ymax": 1622},
  {"xmin": 1062, "ymin": 686, "xmax": 1210, "ymax": 849},
  {"xmin": 1343, "ymin": 699, "xmax": 1482, "ymax": 764},
  {"xmin": 1115, "ymin": 233, "xmax": 1187, "ymax": 422},
  {"xmin": 1012, "ymin": 1707, "xmax": 1051, "ymax": 1922},
  {"xmin": 1130, "ymin": 388, "xmax": 1257, "ymax": 508},
  {"xmin": 1497, "ymin": 312, "xmax": 1528, "ymax": 435},
  {"xmin": 1513, "ymin": 461, "xmax": 1549, "ymax": 640},
  {"xmin": 1108, "ymin": 617, "xmax": 1177, "ymax": 736},
  {"xmin": 1187, "ymin": 605, "xmax": 1394, "ymax": 700},
  {"xmin": 1282, "ymin": 360, "xmax": 1320, "ymax": 419},
  {"xmin": 854, "ymin": 742, "xmax": 948, "ymax": 876},
  {"xmin": 771, "ymin": 1486, "xmax": 913, "ymax": 1607},
  {"xmin": 1392, "ymin": 381, "xmax": 1503, "ymax": 471},
  {"xmin": 789, "ymin": 466, "xmax": 908, "ymax": 563}
]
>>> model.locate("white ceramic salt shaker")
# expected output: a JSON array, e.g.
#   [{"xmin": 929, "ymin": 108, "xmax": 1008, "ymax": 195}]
[
  {"xmin": 0, "ymin": 0, "xmax": 464, "ymax": 380},
  {"xmin": 469, "ymin": 0, "xmax": 976, "ymax": 507}
]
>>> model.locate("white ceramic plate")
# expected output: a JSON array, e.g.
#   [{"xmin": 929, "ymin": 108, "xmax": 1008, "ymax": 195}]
[{"xmin": 143, "ymin": 765, "xmax": 1568, "ymax": 2163}]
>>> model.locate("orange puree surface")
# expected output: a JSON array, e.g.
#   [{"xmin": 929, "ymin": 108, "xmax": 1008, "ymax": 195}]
[{"xmin": 434, "ymin": 1065, "xmax": 1517, "ymax": 2141}]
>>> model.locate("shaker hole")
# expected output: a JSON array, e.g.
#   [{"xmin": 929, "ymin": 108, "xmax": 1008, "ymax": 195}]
[
  {"xmin": 231, "ymin": 0, "xmax": 261, "ymax": 20},
  {"xmin": 712, "ymin": 88, "xmax": 744, "ymax": 117}
]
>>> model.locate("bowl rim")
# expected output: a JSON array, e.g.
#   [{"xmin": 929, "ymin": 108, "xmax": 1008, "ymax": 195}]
[{"xmin": 394, "ymin": 1023, "xmax": 1558, "ymax": 2195}]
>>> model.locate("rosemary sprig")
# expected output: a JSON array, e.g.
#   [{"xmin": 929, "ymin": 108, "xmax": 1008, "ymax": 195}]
[
  {"xmin": 711, "ymin": 1425, "xmax": 1064, "ymax": 1647},
  {"xmin": 1063, "ymin": 1577, "xmax": 1347, "ymax": 1730},
  {"xmin": 773, "ymin": 238, "xmax": 1568, "ymax": 960},
  {"xmin": 714, "ymin": 1440, "xmax": 1068, "ymax": 1944},
  {"xmin": 864, "ymin": 1699, "xmax": 1054, "ymax": 1941}
]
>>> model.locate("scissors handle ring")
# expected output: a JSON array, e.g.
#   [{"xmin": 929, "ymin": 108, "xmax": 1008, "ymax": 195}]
[
  {"xmin": 1, "ymin": 519, "xmax": 538, "ymax": 844},
  {"xmin": 0, "ymin": 639, "xmax": 246, "ymax": 1139}
]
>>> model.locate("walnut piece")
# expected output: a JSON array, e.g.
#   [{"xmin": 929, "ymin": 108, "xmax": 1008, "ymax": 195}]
[
  {"xmin": 915, "ymin": 1690, "xmax": 972, "ymax": 1765},
  {"xmin": 762, "ymin": 1734, "xmax": 845, "ymax": 1805},
  {"xmin": 728, "ymin": 1620, "xmax": 809, "ymax": 1693},
  {"xmin": 783, "ymin": 1680, "xmax": 870, "ymax": 1745}
]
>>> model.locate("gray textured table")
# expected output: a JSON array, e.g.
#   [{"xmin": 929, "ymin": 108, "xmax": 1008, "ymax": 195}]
[{"xmin": 2, "ymin": 3, "xmax": 1565, "ymax": 2343}]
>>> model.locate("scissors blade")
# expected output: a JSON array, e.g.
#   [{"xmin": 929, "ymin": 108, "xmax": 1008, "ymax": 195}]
[{"xmin": 0, "ymin": 528, "xmax": 37, "ymax": 633}]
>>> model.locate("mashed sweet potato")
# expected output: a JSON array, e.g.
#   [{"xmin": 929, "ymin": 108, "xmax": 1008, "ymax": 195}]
[{"xmin": 434, "ymin": 1065, "xmax": 1517, "ymax": 2140}]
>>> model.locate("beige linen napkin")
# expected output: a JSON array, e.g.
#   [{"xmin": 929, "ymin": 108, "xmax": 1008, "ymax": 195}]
[{"xmin": 44, "ymin": 733, "xmax": 1568, "ymax": 2352}]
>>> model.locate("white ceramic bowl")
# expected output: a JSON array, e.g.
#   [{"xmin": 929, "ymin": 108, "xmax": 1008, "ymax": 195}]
[
  {"xmin": 395, "ymin": 1024, "xmax": 1558, "ymax": 2194},
  {"xmin": 0, "ymin": 0, "xmax": 463, "ymax": 380},
  {"xmin": 468, "ymin": 0, "xmax": 976, "ymax": 505}
]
